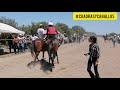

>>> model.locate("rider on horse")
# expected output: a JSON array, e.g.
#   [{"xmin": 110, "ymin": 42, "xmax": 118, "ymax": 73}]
[
  {"xmin": 46, "ymin": 21, "xmax": 59, "ymax": 45},
  {"xmin": 45, "ymin": 21, "xmax": 59, "ymax": 67},
  {"xmin": 37, "ymin": 24, "xmax": 45, "ymax": 39}
]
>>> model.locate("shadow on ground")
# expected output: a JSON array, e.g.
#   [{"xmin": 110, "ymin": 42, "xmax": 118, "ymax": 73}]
[
  {"xmin": 27, "ymin": 59, "xmax": 53, "ymax": 72},
  {"xmin": 0, "ymin": 52, "xmax": 14, "ymax": 55}
]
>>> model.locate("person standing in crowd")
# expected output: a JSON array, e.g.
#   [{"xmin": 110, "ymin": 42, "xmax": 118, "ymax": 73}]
[
  {"xmin": 18, "ymin": 34, "xmax": 24, "ymax": 53},
  {"xmin": 30, "ymin": 34, "xmax": 38, "ymax": 57},
  {"xmin": 82, "ymin": 35, "xmax": 85, "ymax": 42},
  {"xmin": 37, "ymin": 24, "xmax": 45, "ymax": 39},
  {"xmin": 117, "ymin": 36, "xmax": 120, "ymax": 44},
  {"xmin": 22, "ymin": 35, "xmax": 26, "ymax": 52},
  {"xmin": 84, "ymin": 36, "xmax": 100, "ymax": 78},
  {"xmin": 13, "ymin": 35, "xmax": 19, "ymax": 54},
  {"xmin": 57, "ymin": 31, "xmax": 63, "ymax": 45},
  {"xmin": 112, "ymin": 35, "xmax": 117, "ymax": 48},
  {"xmin": 78, "ymin": 35, "xmax": 81, "ymax": 43},
  {"xmin": 26, "ymin": 35, "xmax": 31, "ymax": 49},
  {"xmin": 7, "ymin": 34, "xmax": 13, "ymax": 53},
  {"xmin": 21, "ymin": 35, "xmax": 25, "ymax": 53}
]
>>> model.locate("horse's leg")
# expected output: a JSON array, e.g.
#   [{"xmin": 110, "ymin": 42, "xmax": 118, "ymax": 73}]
[
  {"xmin": 48, "ymin": 50, "xmax": 51, "ymax": 65},
  {"xmin": 46, "ymin": 50, "xmax": 51, "ymax": 65},
  {"xmin": 56, "ymin": 52, "xmax": 59, "ymax": 64},
  {"xmin": 53, "ymin": 40, "xmax": 59, "ymax": 64},
  {"xmin": 41, "ymin": 51, "xmax": 44, "ymax": 62},
  {"xmin": 37, "ymin": 52, "xmax": 40, "ymax": 61},
  {"xmin": 34, "ymin": 52, "xmax": 39, "ymax": 61},
  {"xmin": 48, "ymin": 42, "xmax": 52, "ymax": 65},
  {"xmin": 42, "ymin": 51, "xmax": 45, "ymax": 59},
  {"xmin": 49, "ymin": 50, "xmax": 55, "ymax": 67},
  {"xmin": 51, "ymin": 52, "xmax": 55, "ymax": 67},
  {"xmin": 34, "ymin": 52, "xmax": 37, "ymax": 61}
]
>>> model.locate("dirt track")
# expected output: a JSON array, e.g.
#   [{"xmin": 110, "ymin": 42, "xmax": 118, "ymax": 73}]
[{"xmin": 0, "ymin": 37, "xmax": 120, "ymax": 78}]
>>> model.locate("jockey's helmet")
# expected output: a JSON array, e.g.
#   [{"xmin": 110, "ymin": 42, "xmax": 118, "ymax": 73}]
[{"xmin": 48, "ymin": 21, "xmax": 53, "ymax": 26}]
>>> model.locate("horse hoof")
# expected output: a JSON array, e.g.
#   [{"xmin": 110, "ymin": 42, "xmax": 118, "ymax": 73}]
[
  {"xmin": 41, "ymin": 59, "xmax": 44, "ymax": 62},
  {"xmin": 52, "ymin": 64, "xmax": 55, "ymax": 67},
  {"xmin": 41, "ymin": 59, "xmax": 43, "ymax": 61}
]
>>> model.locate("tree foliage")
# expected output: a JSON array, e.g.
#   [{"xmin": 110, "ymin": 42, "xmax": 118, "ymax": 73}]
[
  {"xmin": 0, "ymin": 16, "xmax": 97, "ymax": 37},
  {"xmin": 0, "ymin": 16, "xmax": 18, "ymax": 28},
  {"xmin": 72, "ymin": 25, "xmax": 86, "ymax": 35},
  {"xmin": 108, "ymin": 32, "xmax": 117, "ymax": 36}
]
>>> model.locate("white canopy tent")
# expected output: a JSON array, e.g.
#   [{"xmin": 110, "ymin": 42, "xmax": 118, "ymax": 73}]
[{"xmin": 0, "ymin": 22, "xmax": 25, "ymax": 35}]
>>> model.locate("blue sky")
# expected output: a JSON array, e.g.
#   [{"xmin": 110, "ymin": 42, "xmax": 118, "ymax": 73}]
[{"xmin": 0, "ymin": 12, "xmax": 120, "ymax": 35}]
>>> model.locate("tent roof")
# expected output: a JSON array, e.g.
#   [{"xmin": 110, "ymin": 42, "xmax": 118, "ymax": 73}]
[{"xmin": 0, "ymin": 22, "xmax": 25, "ymax": 34}]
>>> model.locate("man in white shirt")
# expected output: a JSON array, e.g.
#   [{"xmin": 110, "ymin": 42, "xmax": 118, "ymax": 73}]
[
  {"xmin": 82, "ymin": 35, "xmax": 85, "ymax": 42},
  {"xmin": 30, "ymin": 34, "xmax": 38, "ymax": 41},
  {"xmin": 18, "ymin": 34, "xmax": 24, "ymax": 53},
  {"xmin": 30, "ymin": 34, "xmax": 39, "ymax": 57},
  {"xmin": 37, "ymin": 24, "xmax": 45, "ymax": 39},
  {"xmin": 112, "ymin": 35, "xmax": 117, "ymax": 48}
]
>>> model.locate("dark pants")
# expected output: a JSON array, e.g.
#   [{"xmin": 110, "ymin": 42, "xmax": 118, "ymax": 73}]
[
  {"xmin": 18, "ymin": 43, "xmax": 24, "ymax": 53},
  {"xmin": 47, "ymin": 34, "xmax": 55, "ymax": 46},
  {"xmin": 47, "ymin": 34, "xmax": 60, "ymax": 44},
  {"xmin": 87, "ymin": 57, "xmax": 100, "ymax": 78},
  {"xmin": 13, "ymin": 43, "xmax": 18, "ymax": 54},
  {"xmin": 47, "ymin": 34, "xmax": 56, "ymax": 39},
  {"xmin": 24, "ymin": 43, "xmax": 27, "ymax": 52},
  {"xmin": 8, "ymin": 44, "xmax": 12, "ymax": 53}
]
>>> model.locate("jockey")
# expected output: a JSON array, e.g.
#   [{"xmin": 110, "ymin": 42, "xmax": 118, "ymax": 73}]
[
  {"xmin": 37, "ymin": 24, "xmax": 45, "ymax": 39},
  {"xmin": 46, "ymin": 21, "xmax": 58, "ymax": 41}
]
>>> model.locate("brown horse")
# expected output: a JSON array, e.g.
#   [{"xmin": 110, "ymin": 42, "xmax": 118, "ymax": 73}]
[
  {"xmin": 46, "ymin": 38, "xmax": 60, "ymax": 69},
  {"xmin": 31, "ymin": 38, "xmax": 45, "ymax": 61},
  {"xmin": 31, "ymin": 38, "xmax": 59, "ymax": 66}
]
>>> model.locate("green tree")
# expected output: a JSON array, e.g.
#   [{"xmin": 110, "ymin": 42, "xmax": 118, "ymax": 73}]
[
  {"xmin": 72, "ymin": 25, "xmax": 86, "ymax": 35},
  {"xmin": 108, "ymin": 32, "xmax": 117, "ymax": 36},
  {"xmin": 56, "ymin": 23, "xmax": 70, "ymax": 36},
  {"xmin": 0, "ymin": 16, "xmax": 18, "ymax": 28}
]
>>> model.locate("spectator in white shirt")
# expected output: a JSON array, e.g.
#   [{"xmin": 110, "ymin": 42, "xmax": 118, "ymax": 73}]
[
  {"xmin": 30, "ymin": 34, "xmax": 38, "ymax": 55},
  {"xmin": 18, "ymin": 34, "xmax": 24, "ymax": 53},
  {"xmin": 30, "ymin": 34, "xmax": 38, "ymax": 41}
]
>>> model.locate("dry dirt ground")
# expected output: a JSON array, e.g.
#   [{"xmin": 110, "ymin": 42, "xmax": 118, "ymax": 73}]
[{"xmin": 0, "ymin": 37, "xmax": 120, "ymax": 78}]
